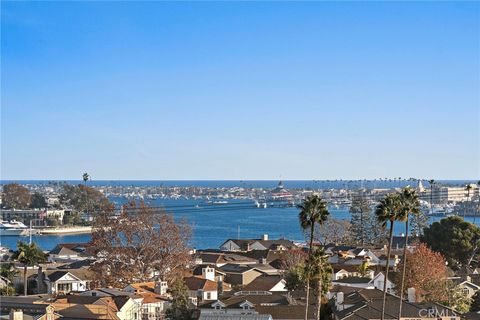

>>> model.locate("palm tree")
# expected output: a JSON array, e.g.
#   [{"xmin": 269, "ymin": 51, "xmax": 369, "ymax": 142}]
[
  {"xmin": 428, "ymin": 179, "xmax": 435, "ymax": 215},
  {"xmin": 82, "ymin": 172, "xmax": 90, "ymax": 216},
  {"xmin": 298, "ymin": 195, "xmax": 330, "ymax": 320},
  {"xmin": 397, "ymin": 187, "xmax": 420, "ymax": 319},
  {"xmin": 82, "ymin": 172, "xmax": 90, "ymax": 186},
  {"xmin": 0, "ymin": 263, "xmax": 19, "ymax": 283},
  {"xmin": 375, "ymin": 193, "xmax": 403, "ymax": 320},
  {"xmin": 476, "ymin": 181, "xmax": 480, "ymax": 224},
  {"xmin": 11, "ymin": 241, "xmax": 47, "ymax": 296},
  {"xmin": 357, "ymin": 260, "xmax": 370, "ymax": 277},
  {"xmin": 309, "ymin": 247, "xmax": 332, "ymax": 320},
  {"xmin": 465, "ymin": 184, "xmax": 473, "ymax": 219}
]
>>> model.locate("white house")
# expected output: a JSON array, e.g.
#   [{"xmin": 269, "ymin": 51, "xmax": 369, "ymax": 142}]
[
  {"xmin": 332, "ymin": 272, "xmax": 394, "ymax": 293},
  {"xmin": 123, "ymin": 282, "xmax": 170, "ymax": 320},
  {"xmin": 42, "ymin": 271, "xmax": 89, "ymax": 294},
  {"xmin": 370, "ymin": 272, "xmax": 395, "ymax": 293},
  {"xmin": 184, "ymin": 276, "xmax": 218, "ymax": 304},
  {"xmin": 331, "ymin": 264, "xmax": 375, "ymax": 280}
]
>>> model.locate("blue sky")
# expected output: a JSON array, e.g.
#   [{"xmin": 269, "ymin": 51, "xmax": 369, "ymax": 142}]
[{"xmin": 1, "ymin": 2, "xmax": 479, "ymax": 180}]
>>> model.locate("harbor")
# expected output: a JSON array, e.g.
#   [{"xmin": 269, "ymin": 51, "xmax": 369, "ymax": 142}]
[
  {"xmin": 2, "ymin": 201, "xmax": 479, "ymax": 251},
  {"xmin": 1, "ymin": 180, "xmax": 479, "ymax": 251}
]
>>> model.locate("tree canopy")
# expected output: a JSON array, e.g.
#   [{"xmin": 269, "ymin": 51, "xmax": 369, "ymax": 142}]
[
  {"xmin": 12, "ymin": 241, "xmax": 48, "ymax": 296},
  {"xmin": 59, "ymin": 184, "xmax": 110, "ymax": 213},
  {"xmin": 393, "ymin": 243, "xmax": 449, "ymax": 303},
  {"xmin": 349, "ymin": 197, "xmax": 387, "ymax": 246},
  {"xmin": 29, "ymin": 192, "xmax": 47, "ymax": 209},
  {"xmin": 283, "ymin": 247, "xmax": 332, "ymax": 296},
  {"xmin": 11, "ymin": 241, "xmax": 47, "ymax": 267},
  {"xmin": 1, "ymin": 183, "xmax": 31, "ymax": 209},
  {"xmin": 421, "ymin": 216, "xmax": 480, "ymax": 266},
  {"xmin": 165, "ymin": 278, "xmax": 195, "ymax": 320},
  {"xmin": 90, "ymin": 202, "xmax": 192, "ymax": 287},
  {"xmin": 317, "ymin": 218, "xmax": 351, "ymax": 245}
]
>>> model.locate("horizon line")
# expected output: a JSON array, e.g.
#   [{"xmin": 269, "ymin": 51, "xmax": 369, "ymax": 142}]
[{"xmin": 1, "ymin": 178, "xmax": 479, "ymax": 182}]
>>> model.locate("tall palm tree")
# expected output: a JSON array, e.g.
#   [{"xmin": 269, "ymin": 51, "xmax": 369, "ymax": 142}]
[
  {"xmin": 298, "ymin": 195, "xmax": 330, "ymax": 320},
  {"xmin": 428, "ymin": 179, "xmax": 435, "ymax": 215},
  {"xmin": 309, "ymin": 247, "xmax": 332, "ymax": 320},
  {"xmin": 82, "ymin": 173, "xmax": 90, "ymax": 215},
  {"xmin": 82, "ymin": 172, "xmax": 90, "ymax": 186},
  {"xmin": 397, "ymin": 187, "xmax": 420, "ymax": 319},
  {"xmin": 465, "ymin": 184, "xmax": 473, "ymax": 219},
  {"xmin": 11, "ymin": 241, "xmax": 47, "ymax": 296},
  {"xmin": 475, "ymin": 181, "xmax": 480, "ymax": 224},
  {"xmin": 375, "ymin": 193, "xmax": 403, "ymax": 320}
]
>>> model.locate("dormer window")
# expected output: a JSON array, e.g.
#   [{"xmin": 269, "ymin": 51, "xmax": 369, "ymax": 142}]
[
  {"xmin": 239, "ymin": 300, "xmax": 254, "ymax": 311},
  {"xmin": 211, "ymin": 300, "xmax": 225, "ymax": 310}
]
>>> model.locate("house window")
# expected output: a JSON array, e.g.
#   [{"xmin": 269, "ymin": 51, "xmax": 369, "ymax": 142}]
[
  {"xmin": 207, "ymin": 292, "xmax": 211, "ymax": 300},
  {"xmin": 57, "ymin": 283, "xmax": 72, "ymax": 293}
]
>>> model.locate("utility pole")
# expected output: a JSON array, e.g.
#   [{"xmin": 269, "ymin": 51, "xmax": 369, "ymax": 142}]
[{"xmin": 29, "ymin": 220, "xmax": 33, "ymax": 244}]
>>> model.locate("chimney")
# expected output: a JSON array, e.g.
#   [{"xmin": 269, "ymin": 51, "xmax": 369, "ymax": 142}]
[
  {"xmin": 217, "ymin": 280, "xmax": 224, "ymax": 294},
  {"xmin": 262, "ymin": 234, "xmax": 269, "ymax": 241},
  {"xmin": 336, "ymin": 292, "xmax": 344, "ymax": 309},
  {"xmin": 407, "ymin": 287, "xmax": 416, "ymax": 303},
  {"xmin": 9, "ymin": 309, "xmax": 23, "ymax": 320},
  {"xmin": 37, "ymin": 266, "xmax": 45, "ymax": 294},
  {"xmin": 202, "ymin": 267, "xmax": 215, "ymax": 281},
  {"xmin": 154, "ymin": 281, "xmax": 168, "ymax": 295}
]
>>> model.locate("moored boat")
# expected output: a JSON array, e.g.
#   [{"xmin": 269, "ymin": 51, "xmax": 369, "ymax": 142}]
[{"xmin": 0, "ymin": 220, "xmax": 30, "ymax": 236}]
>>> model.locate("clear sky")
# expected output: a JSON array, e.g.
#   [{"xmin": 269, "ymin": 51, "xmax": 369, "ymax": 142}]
[{"xmin": 1, "ymin": 1, "xmax": 479, "ymax": 180}]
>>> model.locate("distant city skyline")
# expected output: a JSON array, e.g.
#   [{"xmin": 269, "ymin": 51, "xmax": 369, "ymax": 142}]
[{"xmin": 2, "ymin": 2, "xmax": 479, "ymax": 180}]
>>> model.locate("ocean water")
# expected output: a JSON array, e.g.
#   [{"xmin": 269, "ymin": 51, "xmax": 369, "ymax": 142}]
[
  {"xmin": 2, "ymin": 199, "xmax": 311, "ymax": 250},
  {"xmin": 1, "ymin": 180, "xmax": 478, "ymax": 251},
  {"xmin": 1, "ymin": 198, "xmax": 472, "ymax": 251}
]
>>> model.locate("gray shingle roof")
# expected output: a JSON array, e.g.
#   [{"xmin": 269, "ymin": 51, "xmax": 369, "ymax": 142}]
[
  {"xmin": 49, "ymin": 246, "xmax": 79, "ymax": 256},
  {"xmin": 333, "ymin": 289, "xmax": 459, "ymax": 320},
  {"xmin": 47, "ymin": 271, "xmax": 70, "ymax": 282}
]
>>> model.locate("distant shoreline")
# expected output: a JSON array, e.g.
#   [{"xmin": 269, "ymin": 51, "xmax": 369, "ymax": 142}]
[
  {"xmin": 36, "ymin": 226, "xmax": 92, "ymax": 235},
  {"xmin": 0, "ymin": 179, "xmax": 477, "ymax": 189}
]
